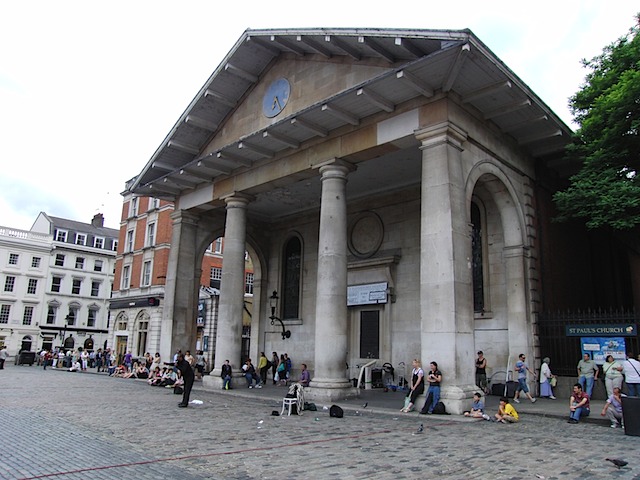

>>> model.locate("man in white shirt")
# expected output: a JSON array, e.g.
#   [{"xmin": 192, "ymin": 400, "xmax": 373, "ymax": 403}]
[{"xmin": 622, "ymin": 353, "xmax": 640, "ymax": 397}]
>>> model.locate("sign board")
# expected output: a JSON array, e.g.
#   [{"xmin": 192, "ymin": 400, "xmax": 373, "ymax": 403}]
[
  {"xmin": 196, "ymin": 300, "xmax": 206, "ymax": 326},
  {"xmin": 203, "ymin": 336, "xmax": 209, "ymax": 352},
  {"xmin": 347, "ymin": 282, "xmax": 388, "ymax": 306},
  {"xmin": 566, "ymin": 324, "xmax": 636, "ymax": 337},
  {"xmin": 581, "ymin": 337, "xmax": 627, "ymax": 365}
]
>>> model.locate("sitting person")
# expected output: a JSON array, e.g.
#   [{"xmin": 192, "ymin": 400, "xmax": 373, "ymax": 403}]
[
  {"xmin": 221, "ymin": 359, "xmax": 233, "ymax": 390},
  {"xmin": 601, "ymin": 386, "xmax": 625, "ymax": 428},
  {"xmin": 299, "ymin": 363, "xmax": 311, "ymax": 387},
  {"xmin": 148, "ymin": 367, "xmax": 162, "ymax": 385},
  {"xmin": 122, "ymin": 362, "xmax": 139, "ymax": 379},
  {"xmin": 495, "ymin": 397, "xmax": 519, "ymax": 423},
  {"xmin": 112, "ymin": 364, "xmax": 128, "ymax": 377},
  {"xmin": 134, "ymin": 363, "xmax": 149, "ymax": 379},
  {"xmin": 464, "ymin": 392, "xmax": 486, "ymax": 418},
  {"xmin": 242, "ymin": 358, "xmax": 262, "ymax": 388},
  {"xmin": 159, "ymin": 368, "xmax": 177, "ymax": 387},
  {"xmin": 568, "ymin": 383, "xmax": 590, "ymax": 424},
  {"xmin": 67, "ymin": 360, "xmax": 81, "ymax": 372}
]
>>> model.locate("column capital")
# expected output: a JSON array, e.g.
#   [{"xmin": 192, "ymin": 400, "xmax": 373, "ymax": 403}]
[
  {"xmin": 221, "ymin": 192, "xmax": 254, "ymax": 209},
  {"xmin": 314, "ymin": 158, "xmax": 356, "ymax": 178},
  {"xmin": 415, "ymin": 121, "xmax": 467, "ymax": 152},
  {"xmin": 169, "ymin": 209, "xmax": 200, "ymax": 226}
]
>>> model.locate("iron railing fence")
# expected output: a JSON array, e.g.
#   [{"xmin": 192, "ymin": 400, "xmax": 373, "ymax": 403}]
[{"xmin": 537, "ymin": 308, "xmax": 639, "ymax": 376}]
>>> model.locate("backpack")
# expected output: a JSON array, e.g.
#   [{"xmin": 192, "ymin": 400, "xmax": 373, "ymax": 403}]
[
  {"xmin": 329, "ymin": 405, "xmax": 344, "ymax": 418},
  {"xmin": 432, "ymin": 401, "xmax": 449, "ymax": 415}
]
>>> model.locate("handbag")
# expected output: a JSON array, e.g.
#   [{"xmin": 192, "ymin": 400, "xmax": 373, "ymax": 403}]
[{"xmin": 550, "ymin": 377, "xmax": 557, "ymax": 387}]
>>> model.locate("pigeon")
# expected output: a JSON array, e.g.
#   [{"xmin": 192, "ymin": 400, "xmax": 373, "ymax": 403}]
[
  {"xmin": 362, "ymin": 402, "xmax": 368, "ymax": 408},
  {"xmin": 416, "ymin": 423, "xmax": 424, "ymax": 433},
  {"xmin": 606, "ymin": 458, "xmax": 628, "ymax": 469}
]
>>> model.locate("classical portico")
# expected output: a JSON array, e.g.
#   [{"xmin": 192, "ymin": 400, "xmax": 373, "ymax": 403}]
[{"xmin": 127, "ymin": 28, "xmax": 571, "ymax": 410}]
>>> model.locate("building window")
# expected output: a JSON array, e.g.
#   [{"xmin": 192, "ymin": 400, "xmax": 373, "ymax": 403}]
[
  {"xmin": 8, "ymin": 253, "xmax": 19, "ymax": 265},
  {"xmin": 46, "ymin": 305, "xmax": 56, "ymax": 324},
  {"xmin": 210, "ymin": 267, "xmax": 222, "ymax": 289},
  {"xmin": 359, "ymin": 310, "xmax": 380, "ymax": 359},
  {"xmin": 55, "ymin": 254, "xmax": 65, "ymax": 266},
  {"xmin": 213, "ymin": 238, "xmax": 223, "ymax": 254},
  {"xmin": 72, "ymin": 279, "xmax": 82, "ymax": 295},
  {"xmin": 122, "ymin": 265, "xmax": 131, "ymax": 289},
  {"xmin": 112, "ymin": 240, "xmax": 118, "ymax": 252},
  {"xmin": 55, "ymin": 230, "xmax": 68, "ymax": 242},
  {"xmin": 23, "ymin": 306, "xmax": 34, "ymax": 326},
  {"xmin": 91, "ymin": 281, "xmax": 100, "ymax": 297},
  {"xmin": 149, "ymin": 197, "xmax": 160, "ymax": 210},
  {"xmin": 4, "ymin": 276, "xmax": 15, "ymax": 292},
  {"xmin": 51, "ymin": 276, "xmax": 62, "ymax": 292},
  {"xmin": 67, "ymin": 308, "xmax": 77, "ymax": 325},
  {"xmin": 75, "ymin": 233, "xmax": 87, "ymax": 246},
  {"xmin": 129, "ymin": 197, "xmax": 139, "ymax": 217},
  {"xmin": 87, "ymin": 309, "xmax": 97, "ymax": 327},
  {"xmin": 31, "ymin": 257, "xmax": 41, "ymax": 268},
  {"xmin": 282, "ymin": 236, "xmax": 302, "ymax": 320},
  {"xmin": 0, "ymin": 304, "xmax": 10, "ymax": 323},
  {"xmin": 471, "ymin": 202, "xmax": 485, "ymax": 313},
  {"xmin": 27, "ymin": 279, "xmax": 37, "ymax": 295},
  {"xmin": 146, "ymin": 222, "xmax": 156, "ymax": 247},
  {"xmin": 94, "ymin": 259, "xmax": 103, "ymax": 272},
  {"xmin": 245, "ymin": 272, "xmax": 254, "ymax": 295},
  {"xmin": 142, "ymin": 261, "xmax": 152, "ymax": 287},
  {"xmin": 126, "ymin": 230, "xmax": 134, "ymax": 252},
  {"xmin": 94, "ymin": 237, "xmax": 104, "ymax": 249},
  {"xmin": 136, "ymin": 315, "xmax": 149, "ymax": 357}
]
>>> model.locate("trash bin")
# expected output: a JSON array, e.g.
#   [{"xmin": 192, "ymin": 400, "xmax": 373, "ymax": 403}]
[{"xmin": 622, "ymin": 396, "xmax": 640, "ymax": 437}]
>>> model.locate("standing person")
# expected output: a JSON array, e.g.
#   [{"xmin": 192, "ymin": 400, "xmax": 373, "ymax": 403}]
[
  {"xmin": 185, "ymin": 351, "xmax": 196, "ymax": 370},
  {"xmin": 495, "ymin": 397, "xmax": 519, "ymax": 423},
  {"xmin": 513, "ymin": 353, "xmax": 537, "ymax": 404},
  {"xmin": 43, "ymin": 350, "xmax": 52, "ymax": 370},
  {"xmin": 284, "ymin": 353, "xmax": 292, "ymax": 382},
  {"xmin": 603, "ymin": 354, "xmax": 624, "ymax": 397},
  {"xmin": 271, "ymin": 352, "xmax": 279, "ymax": 385},
  {"xmin": 577, "ymin": 353, "xmax": 599, "ymax": 398},
  {"xmin": 568, "ymin": 383, "xmax": 590, "ymax": 424},
  {"xmin": 95, "ymin": 348, "xmax": 103, "ymax": 372},
  {"xmin": 258, "ymin": 352, "xmax": 269, "ymax": 385},
  {"xmin": 401, "ymin": 359, "xmax": 424, "ymax": 413},
  {"xmin": 475, "ymin": 351, "xmax": 488, "ymax": 394},
  {"xmin": 221, "ymin": 359, "xmax": 233, "ymax": 390},
  {"xmin": 123, "ymin": 351, "xmax": 133, "ymax": 372},
  {"xmin": 299, "ymin": 363, "xmax": 311, "ymax": 387},
  {"xmin": 539, "ymin": 357, "xmax": 556, "ymax": 399},
  {"xmin": 175, "ymin": 352, "xmax": 195, "ymax": 408},
  {"xmin": 420, "ymin": 361, "xmax": 442, "ymax": 414},
  {"xmin": 601, "ymin": 386, "xmax": 625, "ymax": 428},
  {"xmin": 80, "ymin": 349, "xmax": 89, "ymax": 371},
  {"xmin": 621, "ymin": 352, "xmax": 640, "ymax": 397},
  {"xmin": 195, "ymin": 351, "xmax": 206, "ymax": 380},
  {"xmin": 0, "ymin": 345, "xmax": 9, "ymax": 369}
]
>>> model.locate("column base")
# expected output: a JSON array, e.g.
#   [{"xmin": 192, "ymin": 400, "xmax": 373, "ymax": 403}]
[
  {"xmin": 440, "ymin": 384, "xmax": 479, "ymax": 415},
  {"xmin": 306, "ymin": 378, "xmax": 357, "ymax": 402}
]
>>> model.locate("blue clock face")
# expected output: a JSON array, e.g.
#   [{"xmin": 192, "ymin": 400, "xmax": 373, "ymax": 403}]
[{"xmin": 262, "ymin": 78, "xmax": 290, "ymax": 118}]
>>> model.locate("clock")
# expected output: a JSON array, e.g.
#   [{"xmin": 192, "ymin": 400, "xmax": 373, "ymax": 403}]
[{"xmin": 262, "ymin": 78, "xmax": 291, "ymax": 118}]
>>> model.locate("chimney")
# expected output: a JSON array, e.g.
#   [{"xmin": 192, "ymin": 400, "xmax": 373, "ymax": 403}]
[{"xmin": 92, "ymin": 213, "xmax": 104, "ymax": 228}]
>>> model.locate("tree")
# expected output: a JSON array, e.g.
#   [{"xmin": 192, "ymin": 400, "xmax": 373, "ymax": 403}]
[{"xmin": 553, "ymin": 16, "xmax": 640, "ymax": 230}]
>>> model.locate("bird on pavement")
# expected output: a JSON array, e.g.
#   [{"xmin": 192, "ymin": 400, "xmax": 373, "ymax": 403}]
[
  {"xmin": 416, "ymin": 423, "xmax": 424, "ymax": 433},
  {"xmin": 362, "ymin": 402, "xmax": 368, "ymax": 408},
  {"xmin": 606, "ymin": 458, "xmax": 628, "ymax": 469}
]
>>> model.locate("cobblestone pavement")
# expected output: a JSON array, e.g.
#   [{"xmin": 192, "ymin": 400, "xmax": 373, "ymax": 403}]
[{"xmin": 1, "ymin": 367, "xmax": 639, "ymax": 480}]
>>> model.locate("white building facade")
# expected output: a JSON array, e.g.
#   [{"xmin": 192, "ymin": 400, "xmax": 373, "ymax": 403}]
[{"xmin": 0, "ymin": 213, "xmax": 119, "ymax": 360}]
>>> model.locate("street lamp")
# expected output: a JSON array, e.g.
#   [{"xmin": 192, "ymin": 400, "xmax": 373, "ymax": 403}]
[
  {"xmin": 269, "ymin": 291, "xmax": 291, "ymax": 340},
  {"xmin": 61, "ymin": 314, "xmax": 71, "ymax": 349}
]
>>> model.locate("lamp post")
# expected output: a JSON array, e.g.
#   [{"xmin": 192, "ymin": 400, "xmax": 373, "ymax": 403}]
[
  {"xmin": 61, "ymin": 315, "xmax": 71, "ymax": 349},
  {"xmin": 269, "ymin": 291, "xmax": 291, "ymax": 340}
]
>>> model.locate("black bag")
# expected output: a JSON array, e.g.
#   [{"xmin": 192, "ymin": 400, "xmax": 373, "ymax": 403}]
[
  {"xmin": 329, "ymin": 405, "xmax": 344, "ymax": 418},
  {"xmin": 432, "ymin": 401, "xmax": 449, "ymax": 415},
  {"xmin": 304, "ymin": 402, "xmax": 317, "ymax": 411},
  {"xmin": 173, "ymin": 386, "xmax": 184, "ymax": 394}
]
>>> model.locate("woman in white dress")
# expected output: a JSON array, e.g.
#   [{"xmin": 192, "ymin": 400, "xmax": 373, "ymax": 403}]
[{"xmin": 539, "ymin": 357, "xmax": 556, "ymax": 399}]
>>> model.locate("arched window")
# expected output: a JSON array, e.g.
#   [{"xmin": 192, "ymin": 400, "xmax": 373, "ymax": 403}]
[
  {"xmin": 282, "ymin": 236, "xmax": 302, "ymax": 320},
  {"xmin": 471, "ymin": 202, "xmax": 485, "ymax": 313}
]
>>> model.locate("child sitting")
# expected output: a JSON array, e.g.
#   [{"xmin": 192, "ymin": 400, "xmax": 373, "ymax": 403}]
[
  {"xmin": 464, "ymin": 392, "xmax": 486, "ymax": 418},
  {"xmin": 495, "ymin": 397, "xmax": 519, "ymax": 423}
]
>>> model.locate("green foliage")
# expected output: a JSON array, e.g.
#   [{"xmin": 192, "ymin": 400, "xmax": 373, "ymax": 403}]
[{"xmin": 553, "ymin": 16, "xmax": 640, "ymax": 229}]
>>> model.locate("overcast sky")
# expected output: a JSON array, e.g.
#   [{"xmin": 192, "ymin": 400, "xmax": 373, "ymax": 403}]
[{"xmin": 1, "ymin": 1, "xmax": 637, "ymax": 231}]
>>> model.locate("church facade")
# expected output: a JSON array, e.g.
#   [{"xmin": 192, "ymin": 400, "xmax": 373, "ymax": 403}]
[{"xmin": 125, "ymin": 28, "xmax": 572, "ymax": 412}]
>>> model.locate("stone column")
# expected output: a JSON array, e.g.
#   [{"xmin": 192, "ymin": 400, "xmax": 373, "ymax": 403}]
[
  {"xmin": 505, "ymin": 245, "xmax": 534, "ymax": 363},
  {"xmin": 205, "ymin": 194, "xmax": 251, "ymax": 390},
  {"xmin": 310, "ymin": 160, "xmax": 355, "ymax": 401},
  {"xmin": 416, "ymin": 122, "xmax": 476, "ymax": 415},
  {"xmin": 161, "ymin": 210, "xmax": 201, "ymax": 361}
]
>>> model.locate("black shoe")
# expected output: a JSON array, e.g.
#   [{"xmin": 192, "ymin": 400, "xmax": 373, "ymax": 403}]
[
  {"xmin": 419, "ymin": 411, "xmax": 427, "ymax": 415},
  {"xmin": 178, "ymin": 403, "xmax": 188, "ymax": 408}
]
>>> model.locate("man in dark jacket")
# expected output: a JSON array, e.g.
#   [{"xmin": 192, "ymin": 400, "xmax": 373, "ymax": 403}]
[{"xmin": 175, "ymin": 352, "xmax": 195, "ymax": 407}]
